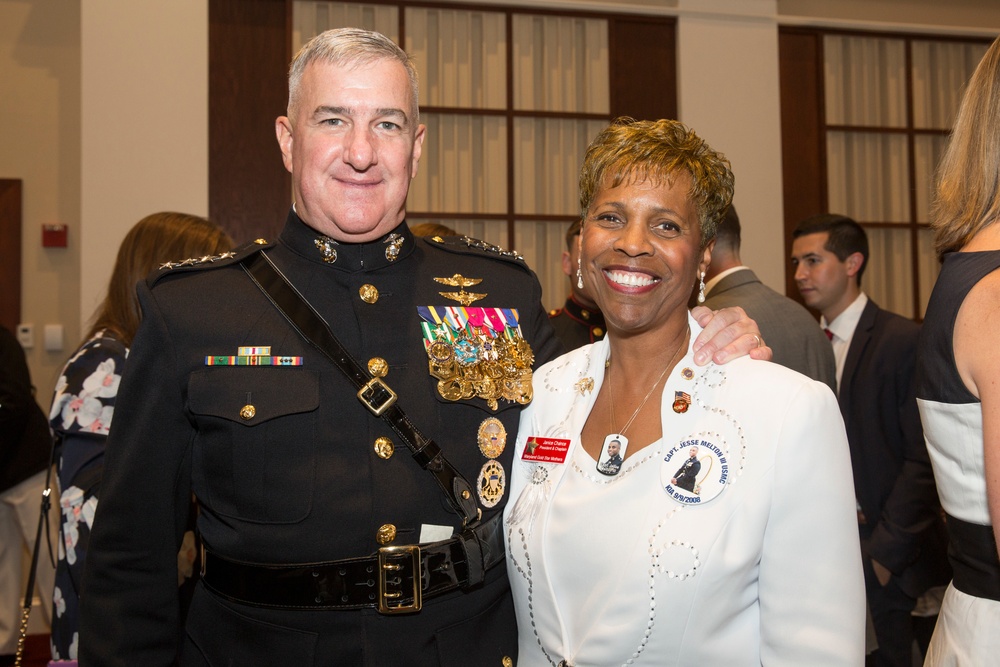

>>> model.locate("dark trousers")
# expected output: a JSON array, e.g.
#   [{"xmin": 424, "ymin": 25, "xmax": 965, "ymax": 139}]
[{"xmin": 863, "ymin": 558, "xmax": 919, "ymax": 667}]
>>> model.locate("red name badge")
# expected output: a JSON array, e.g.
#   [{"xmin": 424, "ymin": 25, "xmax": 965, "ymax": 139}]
[{"xmin": 522, "ymin": 437, "xmax": 571, "ymax": 464}]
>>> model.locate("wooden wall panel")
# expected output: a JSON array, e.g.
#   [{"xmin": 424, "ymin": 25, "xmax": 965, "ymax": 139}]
[
  {"xmin": 0, "ymin": 179, "xmax": 22, "ymax": 332},
  {"xmin": 610, "ymin": 18, "xmax": 677, "ymax": 122},
  {"xmin": 779, "ymin": 28, "xmax": 826, "ymax": 300},
  {"xmin": 209, "ymin": 0, "xmax": 291, "ymax": 244}
]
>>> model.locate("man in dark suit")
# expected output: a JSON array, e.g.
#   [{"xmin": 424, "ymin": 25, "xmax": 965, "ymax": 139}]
[
  {"xmin": 79, "ymin": 28, "xmax": 769, "ymax": 667},
  {"xmin": 548, "ymin": 219, "xmax": 607, "ymax": 352},
  {"xmin": 703, "ymin": 206, "xmax": 836, "ymax": 390},
  {"xmin": 791, "ymin": 213, "xmax": 949, "ymax": 667}
]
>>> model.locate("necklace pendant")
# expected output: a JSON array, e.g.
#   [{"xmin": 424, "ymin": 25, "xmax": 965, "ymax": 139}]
[{"xmin": 597, "ymin": 433, "xmax": 628, "ymax": 476}]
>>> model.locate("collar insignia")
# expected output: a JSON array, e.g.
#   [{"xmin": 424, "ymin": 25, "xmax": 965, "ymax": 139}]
[{"xmin": 314, "ymin": 236, "xmax": 339, "ymax": 263}]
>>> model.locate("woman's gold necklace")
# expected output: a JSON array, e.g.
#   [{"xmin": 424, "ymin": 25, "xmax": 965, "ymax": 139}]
[{"xmin": 597, "ymin": 332, "xmax": 690, "ymax": 477}]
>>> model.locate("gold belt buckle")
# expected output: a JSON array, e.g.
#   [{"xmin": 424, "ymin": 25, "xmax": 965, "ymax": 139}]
[
  {"xmin": 377, "ymin": 545, "xmax": 422, "ymax": 614},
  {"xmin": 358, "ymin": 377, "xmax": 398, "ymax": 416}
]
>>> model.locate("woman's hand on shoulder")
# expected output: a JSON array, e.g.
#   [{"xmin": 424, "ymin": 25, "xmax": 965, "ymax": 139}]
[{"xmin": 690, "ymin": 305, "xmax": 772, "ymax": 366}]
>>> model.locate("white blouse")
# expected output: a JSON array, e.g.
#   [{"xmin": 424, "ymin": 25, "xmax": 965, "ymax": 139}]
[{"xmin": 505, "ymin": 315, "xmax": 866, "ymax": 667}]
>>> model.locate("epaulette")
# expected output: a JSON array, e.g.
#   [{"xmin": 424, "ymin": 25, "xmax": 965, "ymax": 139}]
[
  {"xmin": 421, "ymin": 234, "xmax": 528, "ymax": 269},
  {"xmin": 149, "ymin": 237, "xmax": 275, "ymax": 287}
]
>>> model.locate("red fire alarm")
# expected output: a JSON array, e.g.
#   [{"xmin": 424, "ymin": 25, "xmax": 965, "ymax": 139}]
[{"xmin": 42, "ymin": 224, "xmax": 68, "ymax": 248}]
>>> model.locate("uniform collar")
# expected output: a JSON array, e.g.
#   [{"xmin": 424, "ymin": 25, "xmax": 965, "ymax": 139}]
[
  {"xmin": 561, "ymin": 294, "xmax": 606, "ymax": 330},
  {"xmin": 279, "ymin": 208, "xmax": 415, "ymax": 272}
]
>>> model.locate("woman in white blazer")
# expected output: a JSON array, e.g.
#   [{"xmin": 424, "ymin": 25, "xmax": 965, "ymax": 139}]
[{"xmin": 505, "ymin": 118, "xmax": 865, "ymax": 666}]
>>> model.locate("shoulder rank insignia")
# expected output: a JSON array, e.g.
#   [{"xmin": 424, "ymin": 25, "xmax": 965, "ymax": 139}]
[
  {"xmin": 434, "ymin": 274, "xmax": 487, "ymax": 306},
  {"xmin": 159, "ymin": 251, "xmax": 236, "ymax": 270}
]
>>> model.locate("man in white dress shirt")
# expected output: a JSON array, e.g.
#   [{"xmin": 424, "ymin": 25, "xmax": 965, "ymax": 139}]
[{"xmin": 790, "ymin": 213, "xmax": 950, "ymax": 667}]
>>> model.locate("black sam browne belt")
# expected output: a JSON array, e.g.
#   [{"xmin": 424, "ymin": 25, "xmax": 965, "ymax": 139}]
[{"xmin": 201, "ymin": 513, "xmax": 505, "ymax": 614}]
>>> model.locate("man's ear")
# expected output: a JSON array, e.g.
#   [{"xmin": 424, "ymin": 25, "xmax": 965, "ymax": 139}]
[
  {"xmin": 844, "ymin": 251, "xmax": 864, "ymax": 278},
  {"xmin": 276, "ymin": 116, "xmax": 294, "ymax": 173},
  {"xmin": 561, "ymin": 250, "xmax": 572, "ymax": 278},
  {"xmin": 410, "ymin": 124, "xmax": 427, "ymax": 179}
]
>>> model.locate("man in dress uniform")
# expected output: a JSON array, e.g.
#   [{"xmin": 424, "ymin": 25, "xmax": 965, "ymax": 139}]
[
  {"xmin": 548, "ymin": 219, "xmax": 606, "ymax": 351},
  {"xmin": 80, "ymin": 28, "xmax": 768, "ymax": 666}
]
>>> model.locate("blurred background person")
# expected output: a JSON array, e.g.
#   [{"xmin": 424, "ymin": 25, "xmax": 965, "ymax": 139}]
[
  {"xmin": 791, "ymin": 213, "xmax": 948, "ymax": 667},
  {"xmin": 702, "ymin": 205, "xmax": 836, "ymax": 390},
  {"xmin": 917, "ymin": 34, "xmax": 1000, "ymax": 666},
  {"xmin": 506, "ymin": 119, "xmax": 863, "ymax": 666},
  {"xmin": 47, "ymin": 212, "xmax": 231, "ymax": 663},
  {"xmin": 548, "ymin": 218, "xmax": 607, "ymax": 352},
  {"xmin": 0, "ymin": 325, "xmax": 55, "ymax": 667}
]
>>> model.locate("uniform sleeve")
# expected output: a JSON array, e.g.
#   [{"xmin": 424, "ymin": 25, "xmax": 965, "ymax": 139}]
[
  {"xmin": 758, "ymin": 381, "xmax": 866, "ymax": 666},
  {"xmin": 79, "ymin": 284, "xmax": 194, "ymax": 667}
]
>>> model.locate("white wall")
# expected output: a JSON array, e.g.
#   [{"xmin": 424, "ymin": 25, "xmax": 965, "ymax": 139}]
[
  {"xmin": 80, "ymin": 0, "xmax": 209, "ymax": 331},
  {"xmin": 1, "ymin": 0, "xmax": 81, "ymax": 401},
  {"xmin": 676, "ymin": 0, "xmax": 785, "ymax": 290}
]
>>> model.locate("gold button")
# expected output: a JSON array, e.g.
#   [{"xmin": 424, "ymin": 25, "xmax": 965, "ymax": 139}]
[
  {"xmin": 503, "ymin": 658, "xmax": 513, "ymax": 667},
  {"xmin": 368, "ymin": 357, "xmax": 388, "ymax": 378},
  {"xmin": 461, "ymin": 490, "xmax": 471, "ymax": 500},
  {"xmin": 374, "ymin": 437, "xmax": 394, "ymax": 459},
  {"xmin": 359, "ymin": 284, "xmax": 379, "ymax": 303},
  {"xmin": 376, "ymin": 524, "xmax": 396, "ymax": 545},
  {"xmin": 593, "ymin": 327, "xmax": 604, "ymax": 337},
  {"xmin": 254, "ymin": 238, "xmax": 268, "ymax": 245},
  {"xmin": 239, "ymin": 404, "xmax": 256, "ymax": 420},
  {"xmin": 581, "ymin": 309, "xmax": 590, "ymax": 320}
]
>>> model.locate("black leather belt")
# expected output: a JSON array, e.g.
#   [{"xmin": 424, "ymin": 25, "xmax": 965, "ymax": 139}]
[{"xmin": 202, "ymin": 513, "xmax": 505, "ymax": 614}]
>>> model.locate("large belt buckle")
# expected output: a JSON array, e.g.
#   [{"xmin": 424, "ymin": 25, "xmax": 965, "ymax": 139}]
[
  {"xmin": 358, "ymin": 377, "xmax": 397, "ymax": 416},
  {"xmin": 377, "ymin": 545, "xmax": 422, "ymax": 614}
]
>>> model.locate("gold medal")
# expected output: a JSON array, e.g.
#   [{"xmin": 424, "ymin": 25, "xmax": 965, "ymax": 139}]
[
  {"xmin": 477, "ymin": 459, "xmax": 506, "ymax": 508},
  {"xmin": 478, "ymin": 418, "xmax": 507, "ymax": 458}
]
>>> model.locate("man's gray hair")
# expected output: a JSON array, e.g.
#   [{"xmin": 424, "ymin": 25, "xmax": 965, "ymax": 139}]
[{"xmin": 287, "ymin": 27, "xmax": 419, "ymax": 122}]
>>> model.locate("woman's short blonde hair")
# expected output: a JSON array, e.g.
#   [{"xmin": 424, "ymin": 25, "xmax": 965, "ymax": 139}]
[{"xmin": 579, "ymin": 118, "xmax": 734, "ymax": 247}]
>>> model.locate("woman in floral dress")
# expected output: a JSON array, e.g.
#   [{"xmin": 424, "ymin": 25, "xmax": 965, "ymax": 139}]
[{"xmin": 48, "ymin": 212, "xmax": 230, "ymax": 662}]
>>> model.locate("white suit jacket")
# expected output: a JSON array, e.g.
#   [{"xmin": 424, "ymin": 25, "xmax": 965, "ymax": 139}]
[{"xmin": 505, "ymin": 315, "xmax": 865, "ymax": 666}]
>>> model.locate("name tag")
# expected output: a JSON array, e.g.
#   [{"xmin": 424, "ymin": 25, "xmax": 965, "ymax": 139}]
[{"xmin": 522, "ymin": 437, "xmax": 571, "ymax": 464}]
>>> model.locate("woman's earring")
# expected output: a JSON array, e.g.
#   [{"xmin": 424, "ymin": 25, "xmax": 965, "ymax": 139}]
[
  {"xmin": 577, "ymin": 255, "xmax": 584, "ymax": 289},
  {"xmin": 697, "ymin": 271, "xmax": 706, "ymax": 303}
]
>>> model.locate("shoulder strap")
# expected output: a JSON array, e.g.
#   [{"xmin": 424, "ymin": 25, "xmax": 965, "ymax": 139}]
[{"xmin": 240, "ymin": 251, "xmax": 481, "ymax": 526}]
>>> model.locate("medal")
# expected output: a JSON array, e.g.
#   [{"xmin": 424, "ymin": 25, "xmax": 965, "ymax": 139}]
[
  {"xmin": 478, "ymin": 418, "xmax": 507, "ymax": 459},
  {"xmin": 477, "ymin": 459, "xmax": 506, "ymax": 508},
  {"xmin": 419, "ymin": 306, "xmax": 534, "ymax": 410}
]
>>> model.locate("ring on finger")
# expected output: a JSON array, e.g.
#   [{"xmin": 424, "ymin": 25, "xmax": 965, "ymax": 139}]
[{"xmin": 752, "ymin": 334, "xmax": 762, "ymax": 348}]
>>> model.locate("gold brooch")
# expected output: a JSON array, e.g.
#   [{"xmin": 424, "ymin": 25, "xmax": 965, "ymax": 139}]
[{"xmin": 575, "ymin": 377, "xmax": 595, "ymax": 395}]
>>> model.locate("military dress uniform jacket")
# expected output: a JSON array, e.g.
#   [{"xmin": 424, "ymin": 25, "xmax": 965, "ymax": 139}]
[
  {"xmin": 79, "ymin": 211, "xmax": 562, "ymax": 667},
  {"xmin": 548, "ymin": 295, "xmax": 606, "ymax": 353}
]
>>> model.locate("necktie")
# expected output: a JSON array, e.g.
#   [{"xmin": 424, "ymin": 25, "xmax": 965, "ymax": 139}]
[{"xmin": 824, "ymin": 328, "xmax": 834, "ymax": 341}]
